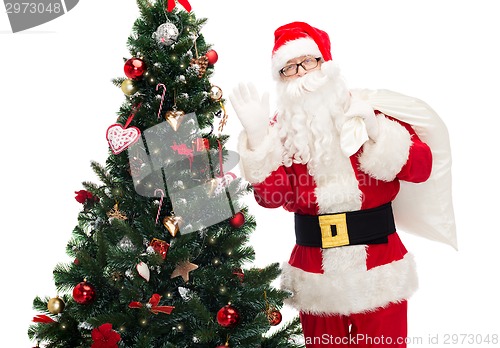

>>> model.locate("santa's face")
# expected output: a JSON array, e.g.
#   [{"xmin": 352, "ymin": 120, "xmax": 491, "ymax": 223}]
[{"xmin": 274, "ymin": 60, "xmax": 350, "ymax": 170}]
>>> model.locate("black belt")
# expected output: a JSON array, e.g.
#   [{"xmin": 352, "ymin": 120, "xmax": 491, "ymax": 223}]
[{"xmin": 294, "ymin": 203, "xmax": 396, "ymax": 248}]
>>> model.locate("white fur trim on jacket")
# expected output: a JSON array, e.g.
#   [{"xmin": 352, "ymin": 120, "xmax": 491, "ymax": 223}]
[
  {"xmin": 272, "ymin": 37, "xmax": 323, "ymax": 80},
  {"xmin": 358, "ymin": 115, "xmax": 412, "ymax": 182},
  {"xmin": 238, "ymin": 127, "xmax": 283, "ymax": 184},
  {"xmin": 280, "ymin": 247, "xmax": 418, "ymax": 315}
]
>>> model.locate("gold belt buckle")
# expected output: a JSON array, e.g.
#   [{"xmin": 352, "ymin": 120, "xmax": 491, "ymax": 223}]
[{"xmin": 318, "ymin": 213, "xmax": 350, "ymax": 248}]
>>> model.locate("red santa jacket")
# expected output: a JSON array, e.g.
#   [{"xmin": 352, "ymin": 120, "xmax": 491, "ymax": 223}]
[{"xmin": 238, "ymin": 112, "xmax": 432, "ymax": 315}]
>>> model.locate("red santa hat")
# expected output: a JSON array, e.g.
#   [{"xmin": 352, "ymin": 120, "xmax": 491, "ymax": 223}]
[{"xmin": 272, "ymin": 21, "xmax": 332, "ymax": 79}]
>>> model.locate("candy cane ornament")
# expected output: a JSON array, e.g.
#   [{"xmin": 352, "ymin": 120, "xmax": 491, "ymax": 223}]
[
  {"xmin": 154, "ymin": 188, "xmax": 165, "ymax": 225},
  {"xmin": 156, "ymin": 83, "xmax": 167, "ymax": 120}
]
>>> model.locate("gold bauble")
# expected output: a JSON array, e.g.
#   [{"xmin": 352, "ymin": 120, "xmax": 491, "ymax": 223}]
[
  {"xmin": 209, "ymin": 85, "xmax": 223, "ymax": 101},
  {"xmin": 47, "ymin": 297, "xmax": 65, "ymax": 314},
  {"xmin": 121, "ymin": 79, "xmax": 138, "ymax": 96}
]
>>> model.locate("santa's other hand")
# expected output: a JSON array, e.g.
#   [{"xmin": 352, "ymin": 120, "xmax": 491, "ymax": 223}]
[
  {"xmin": 344, "ymin": 99, "xmax": 379, "ymax": 140},
  {"xmin": 229, "ymin": 82, "xmax": 270, "ymax": 149}
]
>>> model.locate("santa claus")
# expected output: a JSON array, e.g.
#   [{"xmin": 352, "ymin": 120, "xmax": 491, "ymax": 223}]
[{"xmin": 230, "ymin": 21, "xmax": 451, "ymax": 347}]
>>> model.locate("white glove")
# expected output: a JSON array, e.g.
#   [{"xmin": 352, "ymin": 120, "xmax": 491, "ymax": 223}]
[
  {"xmin": 344, "ymin": 99, "xmax": 379, "ymax": 140},
  {"xmin": 340, "ymin": 117, "xmax": 369, "ymax": 157},
  {"xmin": 229, "ymin": 82, "xmax": 270, "ymax": 150},
  {"xmin": 339, "ymin": 99, "xmax": 379, "ymax": 157}
]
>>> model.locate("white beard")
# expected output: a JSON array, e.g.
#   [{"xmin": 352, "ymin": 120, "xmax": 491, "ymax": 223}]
[{"xmin": 275, "ymin": 63, "xmax": 350, "ymax": 177}]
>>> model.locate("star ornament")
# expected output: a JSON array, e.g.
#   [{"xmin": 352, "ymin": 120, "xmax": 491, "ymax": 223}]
[
  {"xmin": 107, "ymin": 203, "xmax": 128, "ymax": 220},
  {"xmin": 170, "ymin": 260, "xmax": 198, "ymax": 282}
]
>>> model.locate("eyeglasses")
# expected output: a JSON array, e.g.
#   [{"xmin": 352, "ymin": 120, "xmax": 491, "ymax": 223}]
[{"xmin": 279, "ymin": 57, "xmax": 322, "ymax": 77}]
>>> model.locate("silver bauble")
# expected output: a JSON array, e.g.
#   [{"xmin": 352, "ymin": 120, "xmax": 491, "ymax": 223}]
[{"xmin": 153, "ymin": 22, "xmax": 179, "ymax": 47}]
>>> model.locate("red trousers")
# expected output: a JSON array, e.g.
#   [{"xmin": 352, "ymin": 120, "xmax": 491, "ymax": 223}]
[{"xmin": 299, "ymin": 301, "xmax": 407, "ymax": 347}]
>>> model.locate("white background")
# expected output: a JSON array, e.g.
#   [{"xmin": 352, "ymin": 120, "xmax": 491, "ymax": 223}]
[{"xmin": 1, "ymin": 0, "xmax": 499, "ymax": 346}]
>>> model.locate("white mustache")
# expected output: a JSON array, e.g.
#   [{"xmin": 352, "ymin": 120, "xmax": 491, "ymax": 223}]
[{"xmin": 284, "ymin": 69, "xmax": 329, "ymax": 98}]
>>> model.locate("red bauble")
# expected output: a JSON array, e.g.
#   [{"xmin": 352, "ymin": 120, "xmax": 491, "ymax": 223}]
[
  {"xmin": 205, "ymin": 49, "xmax": 218, "ymax": 65},
  {"xmin": 267, "ymin": 309, "xmax": 282, "ymax": 326},
  {"xmin": 232, "ymin": 268, "xmax": 244, "ymax": 283},
  {"xmin": 229, "ymin": 212, "xmax": 245, "ymax": 228},
  {"xmin": 124, "ymin": 57, "xmax": 147, "ymax": 80},
  {"xmin": 72, "ymin": 281, "xmax": 96, "ymax": 304},
  {"xmin": 216, "ymin": 304, "xmax": 240, "ymax": 328}
]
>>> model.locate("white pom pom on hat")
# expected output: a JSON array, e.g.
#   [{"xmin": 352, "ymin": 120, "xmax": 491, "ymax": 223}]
[{"xmin": 272, "ymin": 21, "xmax": 332, "ymax": 79}]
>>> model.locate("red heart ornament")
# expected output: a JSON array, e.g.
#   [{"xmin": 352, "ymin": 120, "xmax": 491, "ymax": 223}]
[{"xmin": 106, "ymin": 124, "xmax": 141, "ymax": 155}]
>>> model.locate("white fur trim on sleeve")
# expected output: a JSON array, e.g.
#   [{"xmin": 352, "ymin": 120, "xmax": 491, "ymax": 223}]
[
  {"xmin": 358, "ymin": 116, "xmax": 412, "ymax": 181},
  {"xmin": 280, "ymin": 251, "xmax": 418, "ymax": 315},
  {"xmin": 237, "ymin": 127, "xmax": 283, "ymax": 184}
]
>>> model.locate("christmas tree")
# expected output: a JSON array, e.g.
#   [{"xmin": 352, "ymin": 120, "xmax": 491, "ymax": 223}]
[{"xmin": 27, "ymin": 1, "xmax": 303, "ymax": 347}]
